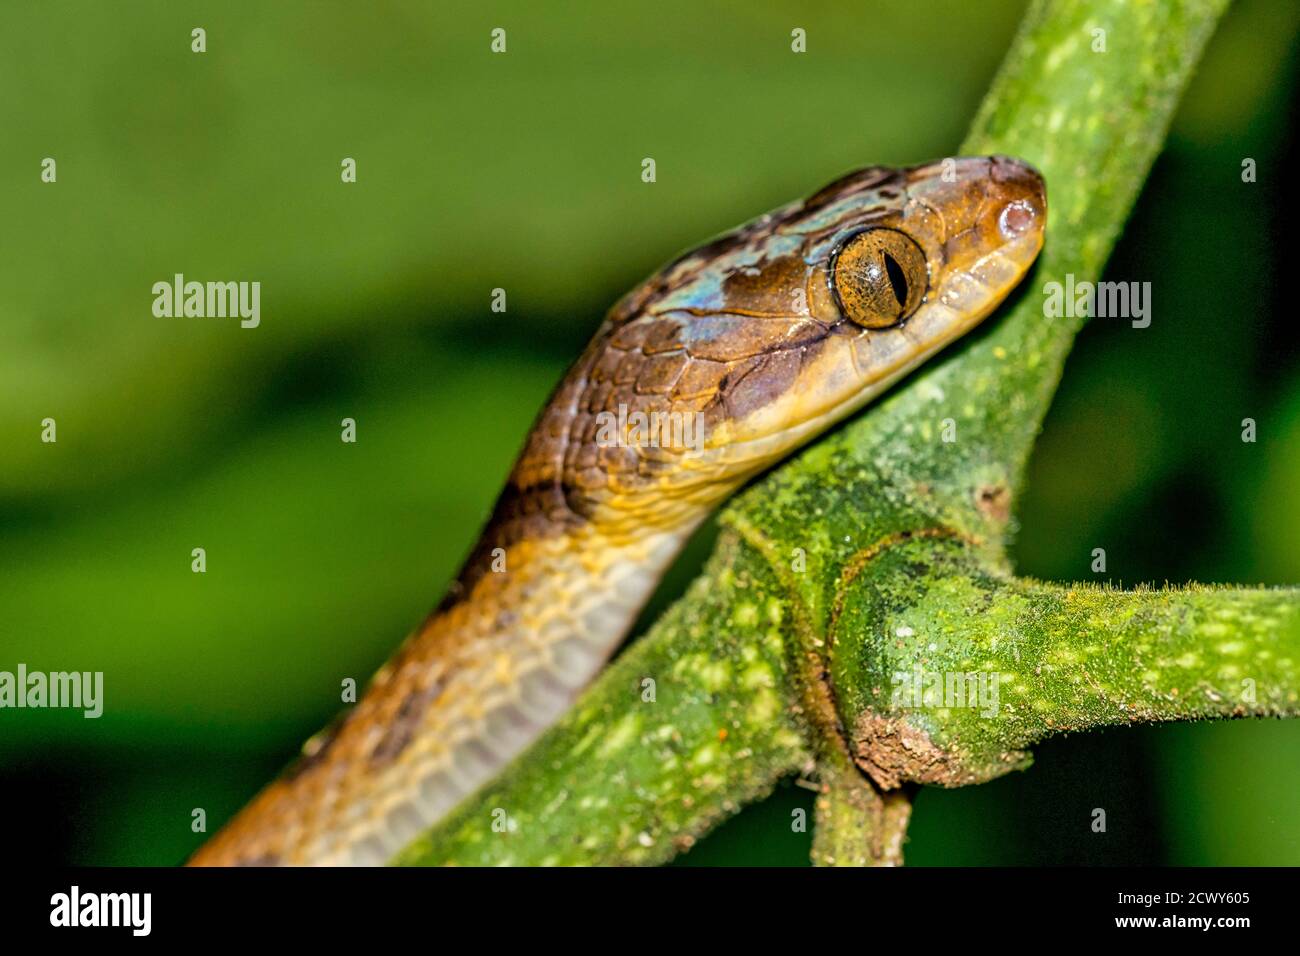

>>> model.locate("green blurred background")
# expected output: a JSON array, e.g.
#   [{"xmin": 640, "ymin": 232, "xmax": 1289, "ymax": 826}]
[{"xmin": 2, "ymin": 0, "xmax": 1298, "ymax": 865}]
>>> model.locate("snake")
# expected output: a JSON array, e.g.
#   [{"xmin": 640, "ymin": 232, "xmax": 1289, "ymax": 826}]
[{"xmin": 189, "ymin": 156, "xmax": 1046, "ymax": 866}]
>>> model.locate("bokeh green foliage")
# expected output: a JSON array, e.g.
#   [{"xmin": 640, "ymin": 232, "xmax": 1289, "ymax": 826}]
[{"xmin": 1, "ymin": 0, "xmax": 1297, "ymax": 865}]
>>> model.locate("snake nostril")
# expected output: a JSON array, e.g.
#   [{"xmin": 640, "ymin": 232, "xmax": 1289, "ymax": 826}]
[{"xmin": 998, "ymin": 199, "xmax": 1040, "ymax": 240}]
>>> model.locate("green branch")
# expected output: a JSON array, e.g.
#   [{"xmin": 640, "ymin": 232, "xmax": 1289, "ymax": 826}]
[
  {"xmin": 397, "ymin": 0, "xmax": 1266, "ymax": 867},
  {"xmin": 831, "ymin": 536, "xmax": 1300, "ymax": 791}
]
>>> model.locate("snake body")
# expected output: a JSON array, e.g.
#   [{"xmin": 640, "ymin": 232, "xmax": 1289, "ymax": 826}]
[{"xmin": 191, "ymin": 156, "xmax": 1045, "ymax": 865}]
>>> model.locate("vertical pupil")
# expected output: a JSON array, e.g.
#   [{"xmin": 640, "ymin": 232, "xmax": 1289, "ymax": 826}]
[{"xmin": 882, "ymin": 251, "xmax": 908, "ymax": 310}]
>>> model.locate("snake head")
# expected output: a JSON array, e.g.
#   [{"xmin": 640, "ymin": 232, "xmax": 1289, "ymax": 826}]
[{"xmin": 539, "ymin": 157, "xmax": 1045, "ymax": 523}]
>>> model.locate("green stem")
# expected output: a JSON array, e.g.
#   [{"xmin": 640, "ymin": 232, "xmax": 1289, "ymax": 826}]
[
  {"xmin": 830, "ymin": 536, "xmax": 1300, "ymax": 790},
  {"xmin": 811, "ymin": 770, "xmax": 913, "ymax": 867}
]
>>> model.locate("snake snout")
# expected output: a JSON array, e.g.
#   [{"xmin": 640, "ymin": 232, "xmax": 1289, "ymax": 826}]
[{"xmin": 987, "ymin": 156, "xmax": 1047, "ymax": 243}]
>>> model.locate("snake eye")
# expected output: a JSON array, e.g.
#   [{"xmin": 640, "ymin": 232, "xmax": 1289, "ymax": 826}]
[{"xmin": 830, "ymin": 228, "xmax": 928, "ymax": 328}]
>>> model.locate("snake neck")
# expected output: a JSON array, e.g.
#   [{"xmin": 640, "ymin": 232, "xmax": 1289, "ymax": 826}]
[{"xmin": 189, "ymin": 487, "xmax": 693, "ymax": 866}]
